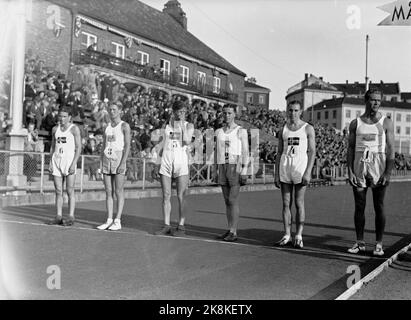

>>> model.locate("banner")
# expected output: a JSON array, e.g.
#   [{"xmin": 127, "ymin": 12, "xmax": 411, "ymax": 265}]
[{"xmin": 378, "ymin": 0, "xmax": 411, "ymax": 26}]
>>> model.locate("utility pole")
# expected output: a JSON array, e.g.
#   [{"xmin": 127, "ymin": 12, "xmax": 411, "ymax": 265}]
[{"xmin": 365, "ymin": 34, "xmax": 369, "ymax": 91}]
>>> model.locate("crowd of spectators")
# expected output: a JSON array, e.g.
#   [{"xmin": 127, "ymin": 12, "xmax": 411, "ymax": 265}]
[{"xmin": 240, "ymin": 107, "xmax": 286, "ymax": 137}]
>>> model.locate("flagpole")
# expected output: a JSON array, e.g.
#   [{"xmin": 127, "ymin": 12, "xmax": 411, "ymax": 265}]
[{"xmin": 365, "ymin": 34, "xmax": 369, "ymax": 91}]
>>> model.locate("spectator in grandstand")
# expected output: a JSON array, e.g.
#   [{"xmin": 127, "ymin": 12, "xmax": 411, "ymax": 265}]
[
  {"xmin": 83, "ymin": 137, "xmax": 100, "ymax": 181},
  {"xmin": 42, "ymin": 103, "xmax": 59, "ymax": 133}
]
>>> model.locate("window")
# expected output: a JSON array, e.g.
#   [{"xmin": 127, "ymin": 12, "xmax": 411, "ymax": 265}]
[
  {"xmin": 396, "ymin": 113, "xmax": 402, "ymax": 122},
  {"xmin": 406, "ymin": 127, "xmax": 411, "ymax": 135},
  {"xmin": 111, "ymin": 42, "xmax": 125, "ymax": 59},
  {"xmin": 332, "ymin": 123, "xmax": 337, "ymax": 128},
  {"xmin": 332, "ymin": 110, "xmax": 337, "ymax": 119},
  {"xmin": 391, "ymin": 96, "xmax": 398, "ymax": 102},
  {"xmin": 246, "ymin": 93, "xmax": 253, "ymax": 104},
  {"xmin": 160, "ymin": 59, "xmax": 170, "ymax": 77},
  {"xmin": 386, "ymin": 113, "xmax": 392, "ymax": 119},
  {"xmin": 179, "ymin": 65, "xmax": 189, "ymax": 85},
  {"xmin": 213, "ymin": 76, "xmax": 221, "ymax": 94},
  {"xmin": 317, "ymin": 112, "xmax": 321, "ymax": 120},
  {"xmin": 396, "ymin": 126, "xmax": 401, "ymax": 134},
  {"xmin": 81, "ymin": 32, "xmax": 97, "ymax": 48},
  {"xmin": 197, "ymin": 71, "xmax": 206, "ymax": 85},
  {"xmin": 137, "ymin": 51, "xmax": 149, "ymax": 65},
  {"xmin": 259, "ymin": 94, "xmax": 265, "ymax": 105},
  {"xmin": 346, "ymin": 110, "xmax": 351, "ymax": 118},
  {"xmin": 406, "ymin": 114, "xmax": 411, "ymax": 122},
  {"xmin": 325, "ymin": 111, "xmax": 329, "ymax": 119}
]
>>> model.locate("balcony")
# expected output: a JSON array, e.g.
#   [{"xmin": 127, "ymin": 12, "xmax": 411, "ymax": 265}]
[{"xmin": 72, "ymin": 50, "xmax": 238, "ymax": 103}]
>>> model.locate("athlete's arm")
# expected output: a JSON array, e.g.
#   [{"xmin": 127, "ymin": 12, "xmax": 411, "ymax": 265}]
[
  {"xmin": 347, "ymin": 119, "xmax": 358, "ymax": 187},
  {"xmin": 48, "ymin": 126, "xmax": 57, "ymax": 173},
  {"xmin": 118, "ymin": 122, "xmax": 131, "ymax": 174},
  {"xmin": 150, "ymin": 128, "xmax": 164, "ymax": 157},
  {"xmin": 182, "ymin": 122, "xmax": 194, "ymax": 146},
  {"xmin": 274, "ymin": 127, "xmax": 284, "ymax": 188},
  {"xmin": 239, "ymin": 128, "xmax": 249, "ymax": 176},
  {"xmin": 69, "ymin": 125, "xmax": 82, "ymax": 175},
  {"xmin": 302, "ymin": 124, "xmax": 316, "ymax": 186},
  {"xmin": 378, "ymin": 117, "xmax": 395, "ymax": 186}
]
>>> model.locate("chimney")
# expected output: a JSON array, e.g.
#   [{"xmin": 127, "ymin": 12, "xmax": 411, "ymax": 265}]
[
  {"xmin": 346, "ymin": 80, "xmax": 348, "ymax": 84},
  {"xmin": 163, "ymin": 0, "xmax": 187, "ymax": 30},
  {"xmin": 319, "ymin": 76, "xmax": 323, "ymax": 81},
  {"xmin": 304, "ymin": 73, "xmax": 308, "ymax": 81}
]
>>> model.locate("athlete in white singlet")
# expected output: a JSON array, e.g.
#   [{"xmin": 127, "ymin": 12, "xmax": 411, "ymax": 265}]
[
  {"xmin": 47, "ymin": 107, "xmax": 81, "ymax": 226},
  {"xmin": 347, "ymin": 89, "xmax": 394, "ymax": 256},
  {"xmin": 215, "ymin": 104, "xmax": 249, "ymax": 242},
  {"xmin": 97, "ymin": 103, "xmax": 131, "ymax": 231},
  {"xmin": 155, "ymin": 100, "xmax": 194, "ymax": 236},
  {"xmin": 275, "ymin": 101, "xmax": 315, "ymax": 249}
]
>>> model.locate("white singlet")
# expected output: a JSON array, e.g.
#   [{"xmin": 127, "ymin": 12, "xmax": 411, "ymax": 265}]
[
  {"xmin": 353, "ymin": 116, "xmax": 387, "ymax": 187},
  {"xmin": 102, "ymin": 121, "xmax": 125, "ymax": 174},
  {"xmin": 51, "ymin": 124, "xmax": 75, "ymax": 177},
  {"xmin": 279, "ymin": 123, "xmax": 308, "ymax": 184},
  {"xmin": 159, "ymin": 121, "xmax": 190, "ymax": 178}
]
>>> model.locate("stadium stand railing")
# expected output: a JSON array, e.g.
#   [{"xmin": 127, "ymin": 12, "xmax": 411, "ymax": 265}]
[{"xmin": 1, "ymin": 150, "xmax": 410, "ymax": 193}]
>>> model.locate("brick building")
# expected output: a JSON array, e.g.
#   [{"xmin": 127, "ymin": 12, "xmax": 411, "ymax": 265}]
[
  {"xmin": 244, "ymin": 81, "xmax": 271, "ymax": 111},
  {"xmin": 25, "ymin": 0, "xmax": 246, "ymax": 106}
]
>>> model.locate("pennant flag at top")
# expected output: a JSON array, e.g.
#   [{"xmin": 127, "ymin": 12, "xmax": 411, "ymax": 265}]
[{"xmin": 378, "ymin": 0, "xmax": 411, "ymax": 26}]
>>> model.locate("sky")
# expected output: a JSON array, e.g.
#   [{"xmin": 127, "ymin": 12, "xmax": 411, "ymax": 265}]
[{"xmin": 143, "ymin": 0, "xmax": 411, "ymax": 110}]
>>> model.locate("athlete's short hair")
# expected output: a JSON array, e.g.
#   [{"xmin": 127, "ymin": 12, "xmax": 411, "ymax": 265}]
[
  {"xmin": 59, "ymin": 106, "xmax": 72, "ymax": 116},
  {"xmin": 365, "ymin": 88, "xmax": 382, "ymax": 102},
  {"xmin": 172, "ymin": 100, "xmax": 187, "ymax": 112},
  {"xmin": 223, "ymin": 103, "xmax": 237, "ymax": 113},
  {"xmin": 287, "ymin": 100, "xmax": 303, "ymax": 111}
]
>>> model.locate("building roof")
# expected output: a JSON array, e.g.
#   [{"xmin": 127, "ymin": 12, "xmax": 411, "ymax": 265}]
[
  {"xmin": 401, "ymin": 92, "xmax": 411, "ymax": 100},
  {"xmin": 308, "ymin": 97, "xmax": 411, "ymax": 111},
  {"xmin": 244, "ymin": 81, "xmax": 270, "ymax": 92},
  {"xmin": 50, "ymin": 0, "xmax": 246, "ymax": 76},
  {"xmin": 332, "ymin": 82, "xmax": 400, "ymax": 95}
]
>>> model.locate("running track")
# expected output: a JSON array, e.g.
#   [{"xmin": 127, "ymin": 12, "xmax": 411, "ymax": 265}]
[{"xmin": 0, "ymin": 182, "xmax": 410, "ymax": 299}]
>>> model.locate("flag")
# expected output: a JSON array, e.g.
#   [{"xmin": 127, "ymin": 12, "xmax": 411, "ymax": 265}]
[
  {"xmin": 74, "ymin": 16, "xmax": 82, "ymax": 37},
  {"xmin": 378, "ymin": 0, "xmax": 411, "ymax": 26},
  {"xmin": 124, "ymin": 36, "xmax": 132, "ymax": 48}
]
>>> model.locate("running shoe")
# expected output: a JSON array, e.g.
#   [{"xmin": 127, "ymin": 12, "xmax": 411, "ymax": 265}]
[
  {"xmin": 96, "ymin": 219, "xmax": 113, "ymax": 230},
  {"xmin": 347, "ymin": 242, "xmax": 366, "ymax": 254},
  {"xmin": 223, "ymin": 232, "xmax": 238, "ymax": 242},
  {"xmin": 155, "ymin": 225, "xmax": 173, "ymax": 236},
  {"xmin": 62, "ymin": 217, "xmax": 75, "ymax": 227},
  {"xmin": 294, "ymin": 236, "xmax": 304, "ymax": 249},
  {"xmin": 276, "ymin": 235, "xmax": 292, "ymax": 246},
  {"xmin": 108, "ymin": 219, "xmax": 121, "ymax": 231},
  {"xmin": 217, "ymin": 230, "xmax": 230, "ymax": 240},
  {"xmin": 173, "ymin": 225, "xmax": 186, "ymax": 236},
  {"xmin": 46, "ymin": 216, "xmax": 63, "ymax": 225},
  {"xmin": 373, "ymin": 243, "xmax": 384, "ymax": 256}
]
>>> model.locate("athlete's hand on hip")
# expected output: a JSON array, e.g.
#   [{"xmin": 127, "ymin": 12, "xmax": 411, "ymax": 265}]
[{"xmin": 377, "ymin": 173, "xmax": 390, "ymax": 186}]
